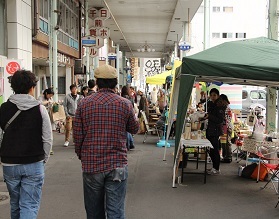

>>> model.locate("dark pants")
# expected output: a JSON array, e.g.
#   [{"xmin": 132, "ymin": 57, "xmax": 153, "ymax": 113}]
[{"xmin": 207, "ymin": 136, "xmax": 220, "ymax": 170}]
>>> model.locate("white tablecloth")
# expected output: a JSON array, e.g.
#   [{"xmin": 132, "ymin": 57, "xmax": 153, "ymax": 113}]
[{"xmin": 180, "ymin": 138, "xmax": 213, "ymax": 149}]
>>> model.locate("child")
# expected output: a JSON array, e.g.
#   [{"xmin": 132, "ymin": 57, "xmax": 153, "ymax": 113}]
[{"xmin": 197, "ymin": 102, "xmax": 204, "ymax": 112}]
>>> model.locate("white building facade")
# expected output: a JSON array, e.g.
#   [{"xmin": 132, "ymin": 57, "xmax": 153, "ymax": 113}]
[{"xmin": 187, "ymin": 0, "xmax": 268, "ymax": 56}]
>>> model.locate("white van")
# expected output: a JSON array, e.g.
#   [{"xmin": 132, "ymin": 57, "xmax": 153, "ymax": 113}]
[{"xmin": 242, "ymin": 88, "xmax": 266, "ymax": 116}]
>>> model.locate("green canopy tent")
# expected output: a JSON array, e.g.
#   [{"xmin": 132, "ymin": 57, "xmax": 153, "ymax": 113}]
[{"xmin": 171, "ymin": 37, "xmax": 279, "ymax": 187}]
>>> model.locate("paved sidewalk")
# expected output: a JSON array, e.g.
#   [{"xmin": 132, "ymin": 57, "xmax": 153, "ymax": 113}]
[{"xmin": 0, "ymin": 132, "xmax": 279, "ymax": 218}]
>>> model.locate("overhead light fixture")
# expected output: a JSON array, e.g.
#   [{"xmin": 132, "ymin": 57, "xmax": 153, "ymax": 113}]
[{"xmin": 137, "ymin": 41, "xmax": 156, "ymax": 52}]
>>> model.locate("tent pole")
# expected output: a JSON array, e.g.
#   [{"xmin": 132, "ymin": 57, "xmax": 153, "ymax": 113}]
[{"xmin": 157, "ymin": 83, "xmax": 170, "ymax": 148}]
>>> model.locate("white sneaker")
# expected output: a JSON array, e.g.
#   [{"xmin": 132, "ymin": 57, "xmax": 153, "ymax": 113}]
[
  {"xmin": 207, "ymin": 168, "xmax": 221, "ymax": 175},
  {"xmin": 64, "ymin": 141, "xmax": 69, "ymax": 147}
]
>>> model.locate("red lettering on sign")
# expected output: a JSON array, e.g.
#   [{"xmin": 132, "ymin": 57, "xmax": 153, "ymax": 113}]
[
  {"xmin": 89, "ymin": 9, "xmax": 98, "ymax": 19},
  {"xmin": 100, "ymin": 9, "xmax": 108, "ymax": 18},
  {"xmin": 100, "ymin": 29, "xmax": 107, "ymax": 37},
  {"xmin": 89, "ymin": 28, "xmax": 97, "ymax": 36},
  {"xmin": 90, "ymin": 48, "xmax": 97, "ymax": 56},
  {"xmin": 6, "ymin": 62, "xmax": 21, "ymax": 75},
  {"xmin": 94, "ymin": 19, "xmax": 103, "ymax": 28}
]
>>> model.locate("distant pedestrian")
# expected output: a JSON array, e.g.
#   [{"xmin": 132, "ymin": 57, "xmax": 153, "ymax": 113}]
[
  {"xmin": 157, "ymin": 89, "xmax": 167, "ymax": 113},
  {"xmin": 0, "ymin": 70, "xmax": 53, "ymax": 218},
  {"xmin": 81, "ymin": 86, "xmax": 89, "ymax": 97},
  {"xmin": 121, "ymin": 86, "xmax": 135, "ymax": 150},
  {"xmin": 129, "ymin": 86, "xmax": 137, "ymax": 104},
  {"xmin": 219, "ymin": 94, "xmax": 233, "ymax": 162},
  {"xmin": 150, "ymin": 87, "xmax": 157, "ymax": 105},
  {"xmin": 138, "ymin": 88, "xmax": 149, "ymax": 134},
  {"xmin": 38, "ymin": 88, "xmax": 55, "ymax": 155},
  {"xmin": 73, "ymin": 64, "xmax": 139, "ymax": 219},
  {"xmin": 63, "ymin": 84, "xmax": 82, "ymax": 147},
  {"xmin": 87, "ymin": 79, "xmax": 96, "ymax": 96},
  {"xmin": 38, "ymin": 88, "xmax": 54, "ymax": 112}
]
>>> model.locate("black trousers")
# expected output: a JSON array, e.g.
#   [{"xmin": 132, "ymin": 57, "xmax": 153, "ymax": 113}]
[{"xmin": 207, "ymin": 136, "xmax": 220, "ymax": 170}]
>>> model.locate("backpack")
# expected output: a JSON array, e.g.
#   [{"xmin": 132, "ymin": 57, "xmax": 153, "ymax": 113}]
[
  {"xmin": 241, "ymin": 163, "xmax": 257, "ymax": 179},
  {"xmin": 251, "ymin": 163, "xmax": 268, "ymax": 181}
]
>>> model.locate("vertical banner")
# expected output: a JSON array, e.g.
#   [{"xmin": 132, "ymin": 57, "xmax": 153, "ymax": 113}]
[{"xmin": 266, "ymin": 87, "xmax": 277, "ymax": 132}]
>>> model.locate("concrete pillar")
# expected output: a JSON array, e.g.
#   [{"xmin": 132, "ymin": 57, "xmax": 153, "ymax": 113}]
[
  {"xmin": 267, "ymin": 0, "xmax": 279, "ymax": 132},
  {"xmin": 7, "ymin": 0, "xmax": 32, "ymax": 70},
  {"xmin": 65, "ymin": 67, "xmax": 72, "ymax": 95}
]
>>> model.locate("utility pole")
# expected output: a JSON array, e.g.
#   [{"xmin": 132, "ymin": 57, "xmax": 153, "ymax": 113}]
[
  {"xmin": 52, "ymin": 0, "xmax": 58, "ymax": 102},
  {"xmin": 203, "ymin": 0, "xmax": 210, "ymax": 50},
  {"xmin": 85, "ymin": 0, "xmax": 90, "ymax": 82},
  {"xmin": 48, "ymin": 1, "xmax": 53, "ymax": 88},
  {"xmin": 267, "ymin": 0, "xmax": 279, "ymax": 132}
]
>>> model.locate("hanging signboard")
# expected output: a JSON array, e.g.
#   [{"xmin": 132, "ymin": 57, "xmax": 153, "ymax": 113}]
[
  {"xmin": 82, "ymin": 36, "xmax": 96, "ymax": 47},
  {"xmin": 108, "ymin": 53, "xmax": 117, "ymax": 60},
  {"xmin": 89, "ymin": 7, "xmax": 110, "ymax": 20},
  {"xmin": 179, "ymin": 41, "xmax": 191, "ymax": 51},
  {"xmin": 143, "ymin": 58, "xmax": 161, "ymax": 77}
]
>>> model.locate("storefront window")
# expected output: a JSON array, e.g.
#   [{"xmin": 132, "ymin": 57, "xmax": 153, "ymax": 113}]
[{"xmin": 42, "ymin": 76, "xmax": 66, "ymax": 94}]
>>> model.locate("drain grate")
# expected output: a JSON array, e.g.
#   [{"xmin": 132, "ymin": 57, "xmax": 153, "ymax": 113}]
[{"xmin": 0, "ymin": 192, "xmax": 9, "ymax": 205}]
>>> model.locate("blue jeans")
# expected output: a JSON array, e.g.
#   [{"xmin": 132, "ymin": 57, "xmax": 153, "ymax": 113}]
[
  {"xmin": 3, "ymin": 162, "xmax": 45, "ymax": 219},
  {"xmin": 126, "ymin": 132, "xmax": 134, "ymax": 150},
  {"xmin": 83, "ymin": 166, "xmax": 128, "ymax": 219}
]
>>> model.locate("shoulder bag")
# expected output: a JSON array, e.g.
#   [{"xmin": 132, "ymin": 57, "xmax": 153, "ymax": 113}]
[{"xmin": 0, "ymin": 110, "xmax": 21, "ymax": 148}]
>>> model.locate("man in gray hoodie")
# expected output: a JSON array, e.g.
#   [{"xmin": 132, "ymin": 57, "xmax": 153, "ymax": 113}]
[
  {"xmin": 0, "ymin": 70, "xmax": 53, "ymax": 218},
  {"xmin": 63, "ymin": 84, "xmax": 82, "ymax": 147}
]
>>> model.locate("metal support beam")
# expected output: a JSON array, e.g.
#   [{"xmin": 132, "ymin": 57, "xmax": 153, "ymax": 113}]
[
  {"xmin": 181, "ymin": 21, "xmax": 187, "ymax": 58},
  {"xmin": 174, "ymin": 42, "xmax": 178, "ymax": 58},
  {"xmin": 104, "ymin": 38, "xmax": 109, "ymax": 64},
  {"xmin": 116, "ymin": 44, "xmax": 120, "ymax": 88}
]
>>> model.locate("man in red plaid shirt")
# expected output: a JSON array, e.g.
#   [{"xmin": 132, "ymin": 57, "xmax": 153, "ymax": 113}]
[{"xmin": 73, "ymin": 64, "xmax": 139, "ymax": 219}]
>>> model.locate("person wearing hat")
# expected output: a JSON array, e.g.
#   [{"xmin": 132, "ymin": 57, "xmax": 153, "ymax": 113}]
[
  {"xmin": 73, "ymin": 64, "xmax": 139, "ymax": 219},
  {"xmin": 219, "ymin": 94, "xmax": 233, "ymax": 163}
]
